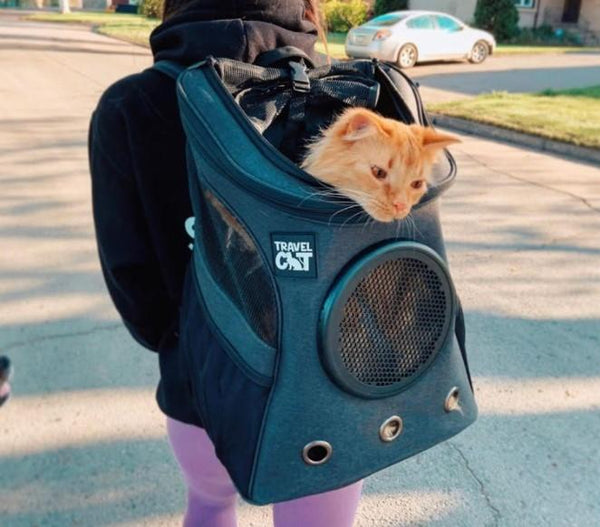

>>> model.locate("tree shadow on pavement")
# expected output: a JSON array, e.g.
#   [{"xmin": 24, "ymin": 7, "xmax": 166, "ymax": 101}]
[
  {"xmin": 1, "ymin": 439, "xmax": 185, "ymax": 527},
  {"xmin": 1, "ymin": 44, "xmax": 599, "ymax": 527},
  {"xmin": 1, "ymin": 309, "xmax": 598, "ymax": 527}
]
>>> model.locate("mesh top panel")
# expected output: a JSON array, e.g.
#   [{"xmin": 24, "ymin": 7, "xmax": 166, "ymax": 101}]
[
  {"xmin": 338, "ymin": 258, "xmax": 448, "ymax": 387},
  {"xmin": 197, "ymin": 189, "xmax": 277, "ymax": 347}
]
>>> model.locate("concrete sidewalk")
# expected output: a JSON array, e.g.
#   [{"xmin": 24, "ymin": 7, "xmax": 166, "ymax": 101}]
[{"xmin": 1, "ymin": 17, "xmax": 599, "ymax": 527}]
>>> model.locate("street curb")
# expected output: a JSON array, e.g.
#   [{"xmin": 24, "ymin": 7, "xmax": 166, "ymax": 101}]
[{"xmin": 431, "ymin": 113, "xmax": 600, "ymax": 165}]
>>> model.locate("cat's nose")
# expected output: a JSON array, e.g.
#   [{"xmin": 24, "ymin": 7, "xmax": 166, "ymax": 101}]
[{"xmin": 393, "ymin": 201, "xmax": 407, "ymax": 213}]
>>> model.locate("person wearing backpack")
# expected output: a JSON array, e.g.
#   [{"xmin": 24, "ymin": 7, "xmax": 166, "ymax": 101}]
[{"xmin": 88, "ymin": 1, "xmax": 364, "ymax": 525}]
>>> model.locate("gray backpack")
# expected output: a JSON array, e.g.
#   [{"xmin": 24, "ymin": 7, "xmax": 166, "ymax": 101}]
[{"xmin": 154, "ymin": 50, "xmax": 477, "ymax": 504}]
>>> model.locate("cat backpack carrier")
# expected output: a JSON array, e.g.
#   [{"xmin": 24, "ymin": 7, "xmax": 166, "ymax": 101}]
[{"xmin": 154, "ymin": 50, "xmax": 477, "ymax": 505}]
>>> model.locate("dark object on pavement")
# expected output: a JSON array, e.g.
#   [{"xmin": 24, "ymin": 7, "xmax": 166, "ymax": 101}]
[
  {"xmin": 0, "ymin": 356, "xmax": 11, "ymax": 407},
  {"xmin": 115, "ymin": 5, "xmax": 139, "ymax": 14}
]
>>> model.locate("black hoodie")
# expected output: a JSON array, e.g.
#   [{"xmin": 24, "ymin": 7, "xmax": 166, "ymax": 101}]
[{"xmin": 88, "ymin": 0, "xmax": 318, "ymax": 426}]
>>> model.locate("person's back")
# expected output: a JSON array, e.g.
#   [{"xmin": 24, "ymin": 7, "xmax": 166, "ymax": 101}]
[{"xmin": 89, "ymin": 1, "xmax": 364, "ymax": 525}]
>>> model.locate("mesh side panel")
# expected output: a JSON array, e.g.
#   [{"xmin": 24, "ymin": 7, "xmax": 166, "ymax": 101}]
[
  {"xmin": 197, "ymin": 189, "xmax": 277, "ymax": 347},
  {"xmin": 338, "ymin": 258, "xmax": 448, "ymax": 387}
]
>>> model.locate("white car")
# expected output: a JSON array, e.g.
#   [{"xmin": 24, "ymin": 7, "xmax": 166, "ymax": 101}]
[{"xmin": 345, "ymin": 10, "xmax": 496, "ymax": 68}]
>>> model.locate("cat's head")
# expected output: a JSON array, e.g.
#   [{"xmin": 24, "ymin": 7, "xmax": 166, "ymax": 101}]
[{"xmin": 301, "ymin": 108, "xmax": 460, "ymax": 222}]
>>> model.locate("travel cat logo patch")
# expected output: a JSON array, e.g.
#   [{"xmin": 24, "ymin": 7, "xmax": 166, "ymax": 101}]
[{"xmin": 271, "ymin": 233, "xmax": 317, "ymax": 278}]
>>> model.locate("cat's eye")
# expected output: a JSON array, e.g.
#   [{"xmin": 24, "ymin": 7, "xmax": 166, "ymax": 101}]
[
  {"xmin": 410, "ymin": 180, "xmax": 425, "ymax": 189},
  {"xmin": 371, "ymin": 165, "xmax": 387, "ymax": 180}
]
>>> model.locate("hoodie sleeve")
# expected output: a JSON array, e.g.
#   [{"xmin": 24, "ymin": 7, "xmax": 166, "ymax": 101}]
[{"xmin": 89, "ymin": 97, "xmax": 174, "ymax": 352}]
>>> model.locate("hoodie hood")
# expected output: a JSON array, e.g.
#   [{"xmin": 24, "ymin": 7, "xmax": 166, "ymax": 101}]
[{"xmin": 150, "ymin": 0, "xmax": 318, "ymax": 65}]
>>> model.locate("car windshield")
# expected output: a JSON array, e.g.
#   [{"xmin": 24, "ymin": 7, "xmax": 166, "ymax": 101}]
[{"xmin": 365, "ymin": 13, "xmax": 409, "ymax": 27}]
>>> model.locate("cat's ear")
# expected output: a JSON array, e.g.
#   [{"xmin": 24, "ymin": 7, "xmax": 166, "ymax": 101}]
[
  {"xmin": 337, "ymin": 109, "xmax": 381, "ymax": 142},
  {"xmin": 420, "ymin": 127, "xmax": 461, "ymax": 157}
]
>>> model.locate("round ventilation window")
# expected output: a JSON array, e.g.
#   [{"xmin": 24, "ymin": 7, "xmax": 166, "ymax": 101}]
[{"xmin": 320, "ymin": 242, "xmax": 455, "ymax": 399}]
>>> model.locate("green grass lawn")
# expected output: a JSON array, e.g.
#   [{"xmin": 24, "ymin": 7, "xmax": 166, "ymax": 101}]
[
  {"xmin": 429, "ymin": 86, "xmax": 600, "ymax": 149},
  {"xmin": 316, "ymin": 32, "xmax": 346, "ymax": 59},
  {"xmin": 26, "ymin": 12, "xmax": 159, "ymax": 46},
  {"xmin": 22, "ymin": 11, "xmax": 600, "ymax": 149},
  {"xmin": 25, "ymin": 12, "xmax": 349, "ymax": 54},
  {"xmin": 25, "ymin": 13, "xmax": 600, "ymax": 57},
  {"xmin": 495, "ymin": 45, "xmax": 600, "ymax": 55}
]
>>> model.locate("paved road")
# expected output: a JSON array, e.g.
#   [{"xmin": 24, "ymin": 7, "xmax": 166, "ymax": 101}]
[
  {"xmin": 1, "ymin": 16, "xmax": 600, "ymax": 527},
  {"xmin": 409, "ymin": 51, "xmax": 600, "ymax": 103}
]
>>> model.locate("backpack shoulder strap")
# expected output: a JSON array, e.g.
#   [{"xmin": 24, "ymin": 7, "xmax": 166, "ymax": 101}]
[{"xmin": 152, "ymin": 60, "xmax": 186, "ymax": 80}]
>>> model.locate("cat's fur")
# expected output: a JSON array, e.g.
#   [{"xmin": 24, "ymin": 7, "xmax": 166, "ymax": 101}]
[{"xmin": 301, "ymin": 108, "xmax": 460, "ymax": 222}]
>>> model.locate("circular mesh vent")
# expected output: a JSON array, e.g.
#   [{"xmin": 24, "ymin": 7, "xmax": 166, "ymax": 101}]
[{"xmin": 320, "ymin": 243, "xmax": 454, "ymax": 398}]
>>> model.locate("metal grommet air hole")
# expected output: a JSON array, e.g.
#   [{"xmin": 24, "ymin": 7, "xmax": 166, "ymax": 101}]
[
  {"xmin": 302, "ymin": 441, "xmax": 332, "ymax": 465},
  {"xmin": 379, "ymin": 415, "xmax": 403, "ymax": 442},
  {"xmin": 444, "ymin": 387, "xmax": 460, "ymax": 412}
]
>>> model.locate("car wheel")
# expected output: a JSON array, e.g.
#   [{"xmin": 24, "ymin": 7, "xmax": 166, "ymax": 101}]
[
  {"xmin": 397, "ymin": 44, "xmax": 418, "ymax": 69},
  {"xmin": 469, "ymin": 41, "xmax": 489, "ymax": 64}
]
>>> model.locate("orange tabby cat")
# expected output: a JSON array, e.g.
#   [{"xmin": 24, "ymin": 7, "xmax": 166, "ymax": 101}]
[{"xmin": 301, "ymin": 108, "xmax": 460, "ymax": 222}]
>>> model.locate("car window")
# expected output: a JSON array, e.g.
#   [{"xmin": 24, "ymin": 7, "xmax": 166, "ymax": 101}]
[
  {"xmin": 366, "ymin": 13, "xmax": 409, "ymax": 27},
  {"xmin": 435, "ymin": 15, "xmax": 463, "ymax": 32},
  {"xmin": 406, "ymin": 16, "xmax": 435, "ymax": 30}
]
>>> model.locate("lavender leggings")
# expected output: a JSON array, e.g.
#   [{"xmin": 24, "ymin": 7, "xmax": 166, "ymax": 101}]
[{"xmin": 167, "ymin": 417, "xmax": 364, "ymax": 527}]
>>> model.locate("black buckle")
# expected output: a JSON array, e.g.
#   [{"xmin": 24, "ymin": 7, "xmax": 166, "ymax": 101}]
[{"xmin": 289, "ymin": 62, "xmax": 310, "ymax": 93}]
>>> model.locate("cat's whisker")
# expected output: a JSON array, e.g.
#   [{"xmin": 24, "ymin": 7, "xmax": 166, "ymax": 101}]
[
  {"xmin": 300, "ymin": 189, "xmax": 339, "ymax": 196},
  {"xmin": 401, "ymin": 215, "xmax": 414, "ymax": 240},
  {"xmin": 301, "ymin": 186, "xmax": 390, "ymax": 222},
  {"xmin": 361, "ymin": 214, "xmax": 377, "ymax": 233},
  {"xmin": 335, "ymin": 209, "xmax": 365, "ymax": 230},
  {"xmin": 411, "ymin": 218, "xmax": 418, "ymax": 239},
  {"xmin": 400, "ymin": 216, "xmax": 409, "ymax": 239},
  {"xmin": 336, "ymin": 187, "xmax": 382, "ymax": 205},
  {"xmin": 361, "ymin": 217, "xmax": 369, "ymax": 233},
  {"xmin": 394, "ymin": 219, "xmax": 402, "ymax": 240},
  {"xmin": 405, "ymin": 213, "xmax": 424, "ymax": 240},
  {"xmin": 334, "ymin": 187, "xmax": 368, "ymax": 198},
  {"xmin": 339, "ymin": 209, "xmax": 368, "ymax": 230},
  {"xmin": 340, "ymin": 187, "xmax": 383, "ymax": 204},
  {"xmin": 304, "ymin": 188, "xmax": 341, "ymax": 198},
  {"xmin": 327, "ymin": 203, "xmax": 364, "ymax": 226},
  {"xmin": 329, "ymin": 186, "xmax": 369, "ymax": 200},
  {"xmin": 297, "ymin": 187, "xmax": 350, "ymax": 207},
  {"xmin": 329, "ymin": 202, "xmax": 363, "ymax": 217},
  {"xmin": 298, "ymin": 188, "xmax": 355, "ymax": 206}
]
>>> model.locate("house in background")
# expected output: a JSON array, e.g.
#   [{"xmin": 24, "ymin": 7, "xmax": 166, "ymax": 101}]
[
  {"xmin": 407, "ymin": 0, "xmax": 599, "ymax": 43},
  {"xmin": 404, "ymin": 0, "xmax": 479, "ymax": 23}
]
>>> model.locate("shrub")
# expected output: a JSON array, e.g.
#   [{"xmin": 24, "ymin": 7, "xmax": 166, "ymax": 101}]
[
  {"xmin": 139, "ymin": 0, "xmax": 164, "ymax": 19},
  {"xmin": 373, "ymin": 0, "xmax": 408, "ymax": 17},
  {"xmin": 508, "ymin": 25, "xmax": 583, "ymax": 46},
  {"xmin": 322, "ymin": 0, "xmax": 369, "ymax": 32},
  {"xmin": 474, "ymin": 0, "xmax": 519, "ymax": 42},
  {"xmin": 534, "ymin": 24, "xmax": 555, "ymax": 39}
]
